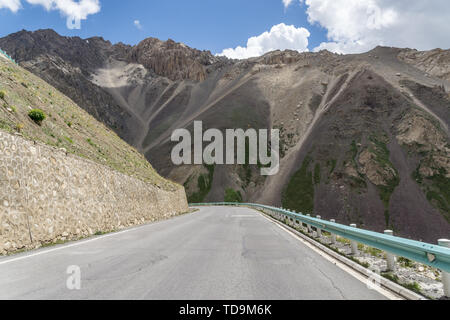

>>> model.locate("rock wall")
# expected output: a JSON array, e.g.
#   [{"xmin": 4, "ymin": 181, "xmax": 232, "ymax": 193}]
[{"xmin": 0, "ymin": 131, "xmax": 188, "ymax": 255}]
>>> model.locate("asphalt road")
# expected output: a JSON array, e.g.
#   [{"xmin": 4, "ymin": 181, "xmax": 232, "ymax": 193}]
[{"xmin": 0, "ymin": 206, "xmax": 389, "ymax": 300}]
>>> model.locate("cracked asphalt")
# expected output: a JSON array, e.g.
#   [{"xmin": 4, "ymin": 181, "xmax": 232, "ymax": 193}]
[{"xmin": 0, "ymin": 206, "xmax": 387, "ymax": 300}]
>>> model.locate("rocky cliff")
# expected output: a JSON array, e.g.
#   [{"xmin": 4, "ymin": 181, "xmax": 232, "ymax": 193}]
[{"xmin": 129, "ymin": 37, "xmax": 221, "ymax": 82}]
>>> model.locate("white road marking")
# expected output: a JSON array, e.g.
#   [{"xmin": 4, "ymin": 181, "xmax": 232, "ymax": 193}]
[
  {"xmin": 259, "ymin": 213, "xmax": 402, "ymax": 300},
  {"xmin": 0, "ymin": 211, "xmax": 198, "ymax": 266},
  {"xmin": 231, "ymin": 215, "xmax": 259, "ymax": 218},
  {"xmin": 0, "ymin": 228, "xmax": 137, "ymax": 266}
]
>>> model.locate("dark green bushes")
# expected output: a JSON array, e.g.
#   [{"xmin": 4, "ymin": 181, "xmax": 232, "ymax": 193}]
[{"xmin": 28, "ymin": 109, "xmax": 46, "ymax": 125}]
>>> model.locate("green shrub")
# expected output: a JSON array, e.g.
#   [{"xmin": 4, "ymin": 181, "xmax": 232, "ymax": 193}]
[
  {"xmin": 282, "ymin": 156, "xmax": 314, "ymax": 213},
  {"xmin": 15, "ymin": 123, "xmax": 24, "ymax": 132},
  {"xmin": 86, "ymin": 138, "xmax": 96, "ymax": 147},
  {"xmin": 382, "ymin": 272, "xmax": 399, "ymax": 283},
  {"xmin": 314, "ymin": 163, "xmax": 321, "ymax": 184},
  {"xmin": 337, "ymin": 237, "xmax": 351, "ymax": 245},
  {"xmin": 404, "ymin": 281, "xmax": 421, "ymax": 294},
  {"xmin": 224, "ymin": 188, "xmax": 243, "ymax": 203},
  {"xmin": 186, "ymin": 165, "xmax": 215, "ymax": 203},
  {"xmin": 28, "ymin": 109, "xmax": 46, "ymax": 125},
  {"xmin": 0, "ymin": 91, "xmax": 5, "ymax": 99},
  {"xmin": 64, "ymin": 136, "xmax": 73, "ymax": 144},
  {"xmin": 398, "ymin": 257, "xmax": 415, "ymax": 268}
]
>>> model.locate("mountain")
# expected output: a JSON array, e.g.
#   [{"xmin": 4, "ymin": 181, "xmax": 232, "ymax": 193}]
[{"xmin": 1, "ymin": 29, "xmax": 449, "ymax": 241}]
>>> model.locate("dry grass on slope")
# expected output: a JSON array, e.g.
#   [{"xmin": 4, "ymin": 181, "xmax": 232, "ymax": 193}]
[{"xmin": 0, "ymin": 57, "xmax": 179, "ymax": 191}]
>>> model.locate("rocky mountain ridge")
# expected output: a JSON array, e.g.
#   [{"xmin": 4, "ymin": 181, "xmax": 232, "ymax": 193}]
[{"xmin": 0, "ymin": 29, "xmax": 448, "ymax": 242}]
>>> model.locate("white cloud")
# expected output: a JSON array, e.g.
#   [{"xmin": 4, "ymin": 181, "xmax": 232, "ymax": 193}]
[
  {"xmin": 218, "ymin": 23, "xmax": 310, "ymax": 59},
  {"xmin": 134, "ymin": 19, "xmax": 142, "ymax": 30},
  {"xmin": 27, "ymin": 0, "xmax": 100, "ymax": 20},
  {"xmin": 0, "ymin": 0, "xmax": 100, "ymax": 23},
  {"xmin": 282, "ymin": 0, "xmax": 294, "ymax": 8},
  {"xmin": 300, "ymin": 0, "xmax": 450, "ymax": 53},
  {"xmin": 0, "ymin": 0, "xmax": 22, "ymax": 12}
]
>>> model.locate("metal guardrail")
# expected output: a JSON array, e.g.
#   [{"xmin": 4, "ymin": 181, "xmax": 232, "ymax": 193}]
[{"xmin": 191, "ymin": 202, "xmax": 450, "ymax": 275}]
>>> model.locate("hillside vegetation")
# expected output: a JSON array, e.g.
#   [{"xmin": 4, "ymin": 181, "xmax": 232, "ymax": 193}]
[{"xmin": 0, "ymin": 56, "xmax": 178, "ymax": 191}]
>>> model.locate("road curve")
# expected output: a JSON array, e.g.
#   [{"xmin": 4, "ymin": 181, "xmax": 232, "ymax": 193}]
[{"xmin": 0, "ymin": 206, "xmax": 388, "ymax": 300}]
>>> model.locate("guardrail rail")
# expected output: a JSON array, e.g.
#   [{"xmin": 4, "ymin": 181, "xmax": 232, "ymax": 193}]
[{"xmin": 0, "ymin": 48, "xmax": 18, "ymax": 65}]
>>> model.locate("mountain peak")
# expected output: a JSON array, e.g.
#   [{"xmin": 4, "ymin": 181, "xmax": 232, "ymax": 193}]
[{"xmin": 129, "ymin": 36, "xmax": 220, "ymax": 81}]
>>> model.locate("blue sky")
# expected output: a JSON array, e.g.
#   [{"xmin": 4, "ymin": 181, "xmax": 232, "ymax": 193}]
[
  {"xmin": 0, "ymin": 0, "xmax": 327, "ymax": 53},
  {"xmin": 1, "ymin": 0, "xmax": 449, "ymax": 58}
]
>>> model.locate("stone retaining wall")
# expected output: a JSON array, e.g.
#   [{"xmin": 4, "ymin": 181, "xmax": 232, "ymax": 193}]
[{"xmin": 0, "ymin": 131, "xmax": 188, "ymax": 254}]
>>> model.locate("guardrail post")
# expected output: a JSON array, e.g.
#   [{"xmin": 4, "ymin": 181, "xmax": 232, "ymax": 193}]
[
  {"xmin": 350, "ymin": 224, "xmax": 359, "ymax": 255},
  {"xmin": 384, "ymin": 230, "xmax": 397, "ymax": 272},
  {"xmin": 438, "ymin": 239, "xmax": 450, "ymax": 297},
  {"xmin": 293, "ymin": 211, "xmax": 297, "ymax": 228},
  {"xmin": 316, "ymin": 216, "xmax": 322, "ymax": 238},
  {"xmin": 330, "ymin": 219, "xmax": 337, "ymax": 244},
  {"xmin": 306, "ymin": 214, "xmax": 312, "ymax": 233}
]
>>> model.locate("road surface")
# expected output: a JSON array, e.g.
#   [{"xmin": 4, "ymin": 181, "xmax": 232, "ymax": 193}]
[{"xmin": 0, "ymin": 206, "xmax": 389, "ymax": 300}]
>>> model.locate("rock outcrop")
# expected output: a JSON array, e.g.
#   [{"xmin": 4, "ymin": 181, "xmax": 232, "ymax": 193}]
[
  {"xmin": 398, "ymin": 48, "xmax": 450, "ymax": 81},
  {"xmin": 129, "ymin": 38, "xmax": 220, "ymax": 81}
]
